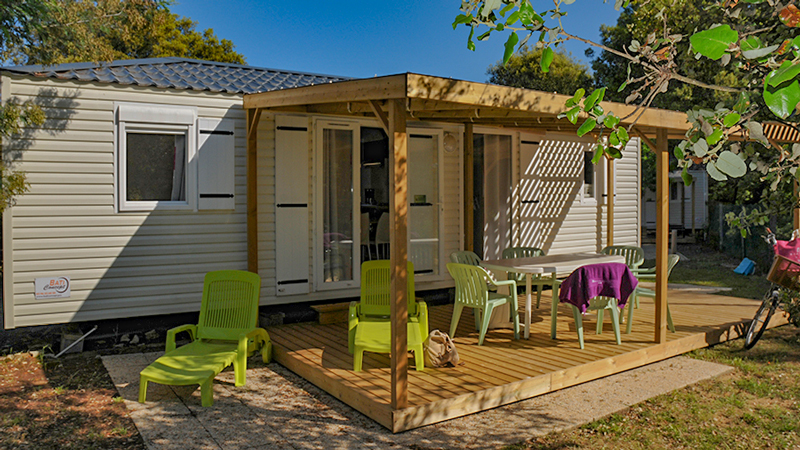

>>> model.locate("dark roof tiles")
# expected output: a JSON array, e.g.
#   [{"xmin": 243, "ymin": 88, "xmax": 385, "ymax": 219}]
[{"xmin": 2, "ymin": 57, "xmax": 349, "ymax": 94}]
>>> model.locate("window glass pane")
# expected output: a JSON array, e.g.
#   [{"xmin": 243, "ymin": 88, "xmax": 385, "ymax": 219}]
[
  {"xmin": 126, "ymin": 133, "xmax": 186, "ymax": 202},
  {"xmin": 360, "ymin": 127, "xmax": 389, "ymax": 261},
  {"xmin": 409, "ymin": 134, "xmax": 440, "ymax": 275},
  {"xmin": 474, "ymin": 134, "xmax": 512, "ymax": 261},
  {"xmin": 583, "ymin": 152, "xmax": 595, "ymax": 198},
  {"xmin": 322, "ymin": 128, "xmax": 354, "ymax": 283}
]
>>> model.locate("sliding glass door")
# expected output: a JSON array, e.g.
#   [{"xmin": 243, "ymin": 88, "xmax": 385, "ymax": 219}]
[
  {"xmin": 316, "ymin": 122, "xmax": 359, "ymax": 290},
  {"xmin": 473, "ymin": 133, "xmax": 513, "ymax": 261},
  {"xmin": 315, "ymin": 120, "xmax": 443, "ymax": 290},
  {"xmin": 408, "ymin": 133, "xmax": 441, "ymax": 276}
]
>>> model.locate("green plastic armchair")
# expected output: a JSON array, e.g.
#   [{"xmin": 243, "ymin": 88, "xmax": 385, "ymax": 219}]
[
  {"xmin": 447, "ymin": 262, "xmax": 520, "ymax": 345},
  {"xmin": 502, "ymin": 246, "xmax": 554, "ymax": 308},
  {"xmin": 601, "ymin": 245, "xmax": 645, "ymax": 270},
  {"xmin": 601, "ymin": 245, "xmax": 645, "ymax": 308},
  {"xmin": 139, "ymin": 270, "xmax": 271, "ymax": 407},
  {"xmin": 450, "ymin": 250, "xmax": 482, "ymax": 265},
  {"xmin": 625, "ymin": 254, "xmax": 679, "ymax": 334},
  {"xmin": 348, "ymin": 260, "xmax": 428, "ymax": 371}
]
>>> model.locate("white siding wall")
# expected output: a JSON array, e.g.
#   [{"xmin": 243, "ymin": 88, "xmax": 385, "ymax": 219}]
[
  {"xmin": 515, "ymin": 132, "xmax": 640, "ymax": 254},
  {"xmin": 3, "ymin": 74, "xmax": 249, "ymax": 328}
]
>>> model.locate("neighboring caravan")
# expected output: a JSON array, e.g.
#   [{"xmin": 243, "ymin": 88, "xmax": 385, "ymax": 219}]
[
  {"xmin": 1, "ymin": 58, "xmax": 641, "ymax": 329},
  {"xmin": 642, "ymin": 169, "xmax": 708, "ymax": 232}
]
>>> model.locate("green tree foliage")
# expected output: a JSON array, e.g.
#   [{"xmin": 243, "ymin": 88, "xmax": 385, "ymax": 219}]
[
  {"xmin": 592, "ymin": 0, "xmax": 791, "ymax": 119},
  {"xmin": 454, "ymin": 0, "xmax": 800, "ymax": 236},
  {"xmin": 149, "ymin": 16, "xmax": 245, "ymax": 64},
  {"xmin": 487, "ymin": 46, "xmax": 592, "ymax": 94},
  {"xmin": 593, "ymin": 1, "xmax": 797, "ymax": 233},
  {"xmin": 13, "ymin": 0, "xmax": 246, "ymax": 65}
]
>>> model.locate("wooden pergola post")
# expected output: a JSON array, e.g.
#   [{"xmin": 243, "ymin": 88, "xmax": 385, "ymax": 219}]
[
  {"xmin": 246, "ymin": 108, "xmax": 261, "ymax": 274},
  {"xmin": 794, "ymin": 180, "xmax": 800, "ymax": 230},
  {"xmin": 606, "ymin": 156, "xmax": 614, "ymax": 246},
  {"xmin": 464, "ymin": 123, "xmax": 474, "ymax": 252},
  {"xmin": 388, "ymin": 99, "xmax": 409, "ymax": 410},
  {"xmin": 654, "ymin": 128, "xmax": 669, "ymax": 343}
]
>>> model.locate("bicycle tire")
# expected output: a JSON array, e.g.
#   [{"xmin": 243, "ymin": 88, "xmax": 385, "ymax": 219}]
[{"xmin": 744, "ymin": 288, "xmax": 780, "ymax": 349}]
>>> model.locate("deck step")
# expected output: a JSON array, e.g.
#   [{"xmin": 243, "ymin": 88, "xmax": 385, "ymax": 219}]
[{"xmin": 311, "ymin": 302, "xmax": 351, "ymax": 324}]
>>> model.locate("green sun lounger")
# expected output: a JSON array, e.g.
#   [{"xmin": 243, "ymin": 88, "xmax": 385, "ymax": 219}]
[{"xmin": 139, "ymin": 270, "xmax": 271, "ymax": 407}]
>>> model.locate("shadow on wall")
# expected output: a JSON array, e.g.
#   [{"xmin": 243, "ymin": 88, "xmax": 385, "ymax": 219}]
[
  {"xmin": 4, "ymin": 88, "xmax": 79, "ymax": 160},
  {"xmin": 2, "ymin": 88, "xmax": 78, "ymax": 325},
  {"xmin": 518, "ymin": 139, "xmax": 584, "ymax": 253},
  {"xmin": 76, "ymin": 109, "xmax": 249, "ymax": 328}
]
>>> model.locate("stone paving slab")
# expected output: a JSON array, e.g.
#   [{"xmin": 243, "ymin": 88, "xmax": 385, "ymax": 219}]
[{"xmin": 103, "ymin": 353, "xmax": 732, "ymax": 450}]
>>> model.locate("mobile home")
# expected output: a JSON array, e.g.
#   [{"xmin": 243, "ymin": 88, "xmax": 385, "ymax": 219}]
[{"xmin": 1, "ymin": 59, "xmax": 641, "ymax": 329}]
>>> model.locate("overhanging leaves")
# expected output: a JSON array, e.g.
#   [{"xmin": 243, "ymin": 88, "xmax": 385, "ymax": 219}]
[
  {"xmin": 577, "ymin": 118, "xmax": 596, "ymax": 136},
  {"xmin": 715, "ymin": 151, "xmax": 747, "ymax": 178},
  {"xmin": 763, "ymin": 75, "xmax": 800, "ymax": 119},
  {"xmin": 706, "ymin": 160, "xmax": 728, "ymax": 181},
  {"xmin": 689, "ymin": 25, "xmax": 738, "ymax": 60},
  {"xmin": 539, "ymin": 47, "xmax": 554, "ymax": 72},
  {"xmin": 767, "ymin": 60, "xmax": 800, "ymax": 87},
  {"xmin": 503, "ymin": 31, "xmax": 519, "ymax": 64}
]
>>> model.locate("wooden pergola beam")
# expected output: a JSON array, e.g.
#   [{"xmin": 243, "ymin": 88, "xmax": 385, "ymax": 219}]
[
  {"xmin": 244, "ymin": 74, "xmax": 408, "ymax": 109},
  {"xmin": 369, "ymin": 100, "xmax": 390, "ymax": 135},
  {"xmin": 405, "ymin": 74, "xmax": 690, "ymax": 131},
  {"xmin": 244, "ymin": 73, "xmax": 691, "ymax": 134},
  {"xmin": 389, "ymin": 99, "xmax": 409, "ymax": 410}
]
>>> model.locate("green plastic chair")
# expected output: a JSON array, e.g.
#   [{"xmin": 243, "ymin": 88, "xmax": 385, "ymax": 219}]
[
  {"xmin": 571, "ymin": 296, "xmax": 622, "ymax": 349},
  {"xmin": 601, "ymin": 245, "xmax": 645, "ymax": 308},
  {"xmin": 348, "ymin": 260, "xmax": 428, "ymax": 371},
  {"xmin": 502, "ymin": 246, "xmax": 556, "ymax": 308},
  {"xmin": 601, "ymin": 245, "xmax": 645, "ymax": 270},
  {"xmin": 139, "ymin": 270, "xmax": 271, "ymax": 407},
  {"xmin": 559, "ymin": 264, "xmax": 626, "ymax": 349},
  {"xmin": 450, "ymin": 250, "xmax": 482, "ymax": 266},
  {"xmin": 446, "ymin": 263, "xmax": 520, "ymax": 345},
  {"xmin": 625, "ymin": 254, "xmax": 679, "ymax": 334}
]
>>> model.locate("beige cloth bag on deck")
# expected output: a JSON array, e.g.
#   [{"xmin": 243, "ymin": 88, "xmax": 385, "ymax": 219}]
[{"xmin": 424, "ymin": 329, "xmax": 462, "ymax": 368}]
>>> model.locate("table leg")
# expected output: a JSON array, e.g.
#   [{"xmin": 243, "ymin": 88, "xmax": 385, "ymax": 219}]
[
  {"xmin": 550, "ymin": 272, "xmax": 559, "ymax": 339},
  {"xmin": 525, "ymin": 273, "xmax": 532, "ymax": 339}
]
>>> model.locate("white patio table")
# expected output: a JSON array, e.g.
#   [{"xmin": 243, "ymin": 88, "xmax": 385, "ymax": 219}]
[{"xmin": 482, "ymin": 252, "xmax": 626, "ymax": 339}]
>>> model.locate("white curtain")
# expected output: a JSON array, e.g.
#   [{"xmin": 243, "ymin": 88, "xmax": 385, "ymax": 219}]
[
  {"xmin": 170, "ymin": 134, "xmax": 186, "ymax": 201},
  {"xmin": 483, "ymin": 135, "xmax": 512, "ymax": 261}
]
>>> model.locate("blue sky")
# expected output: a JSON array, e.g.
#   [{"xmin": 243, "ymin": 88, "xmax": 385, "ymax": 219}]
[{"xmin": 170, "ymin": 1, "xmax": 622, "ymax": 82}]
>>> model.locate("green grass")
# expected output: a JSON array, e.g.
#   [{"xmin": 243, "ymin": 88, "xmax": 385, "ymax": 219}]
[
  {"xmin": 504, "ymin": 326, "xmax": 800, "ymax": 450},
  {"xmin": 651, "ymin": 243, "xmax": 772, "ymax": 300}
]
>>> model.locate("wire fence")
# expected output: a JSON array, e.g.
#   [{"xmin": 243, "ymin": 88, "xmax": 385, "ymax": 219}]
[{"xmin": 707, "ymin": 203, "xmax": 793, "ymax": 275}]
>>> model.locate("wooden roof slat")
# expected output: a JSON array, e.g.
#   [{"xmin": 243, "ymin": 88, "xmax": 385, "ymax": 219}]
[{"xmin": 243, "ymin": 72, "xmax": 691, "ymax": 137}]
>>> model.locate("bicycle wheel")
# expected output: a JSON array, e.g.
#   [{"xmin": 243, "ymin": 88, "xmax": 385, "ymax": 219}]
[{"xmin": 744, "ymin": 288, "xmax": 780, "ymax": 349}]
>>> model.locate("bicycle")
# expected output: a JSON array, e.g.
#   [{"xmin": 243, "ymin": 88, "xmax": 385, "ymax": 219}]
[{"xmin": 744, "ymin": 228, "xmax": 800, "ymax": 349}]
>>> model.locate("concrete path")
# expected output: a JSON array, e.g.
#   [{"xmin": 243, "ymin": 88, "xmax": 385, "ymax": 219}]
[{"xmin": 104, "ymin": 353, "xmax": 732, "ymax": 450}]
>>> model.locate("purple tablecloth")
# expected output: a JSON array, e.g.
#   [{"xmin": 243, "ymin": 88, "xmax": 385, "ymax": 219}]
[{"xmin": 558, "ymin": 262, "xmax": 638, "ymax": 314}]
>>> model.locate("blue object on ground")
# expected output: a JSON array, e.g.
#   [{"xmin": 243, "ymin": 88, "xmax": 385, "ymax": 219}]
[{"xmin": 734, "ymin": 258, "xmax": 755, "ymax": 276}]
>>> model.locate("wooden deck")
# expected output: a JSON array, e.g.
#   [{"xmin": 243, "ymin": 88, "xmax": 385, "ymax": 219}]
[{"xmin": 266, "ymin": 290, "xmax": 785, "ymax": 432}]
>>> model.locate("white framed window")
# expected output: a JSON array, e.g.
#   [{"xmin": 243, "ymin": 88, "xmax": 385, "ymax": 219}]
[
  {"xmin": 115, "ymin": 103, "xmax": 197, "ymax": 212},
  {"xmin": 581, "ymin": 148, "xmax": 616, "ymax": 205},
  {"xmin": 581, "ymin": 149, "xmax": 600, "ymax": 205}
]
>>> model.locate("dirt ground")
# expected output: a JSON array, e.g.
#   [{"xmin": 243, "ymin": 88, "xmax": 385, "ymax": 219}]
[{"xmin": 0, "ymin": 352, "xmax": 145, "ymax": 450}]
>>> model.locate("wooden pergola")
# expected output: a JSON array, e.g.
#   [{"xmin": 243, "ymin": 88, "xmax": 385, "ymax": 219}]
[{"xmin": 243, "ymin": 73, "xmax": 691, "ymax": 411}]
